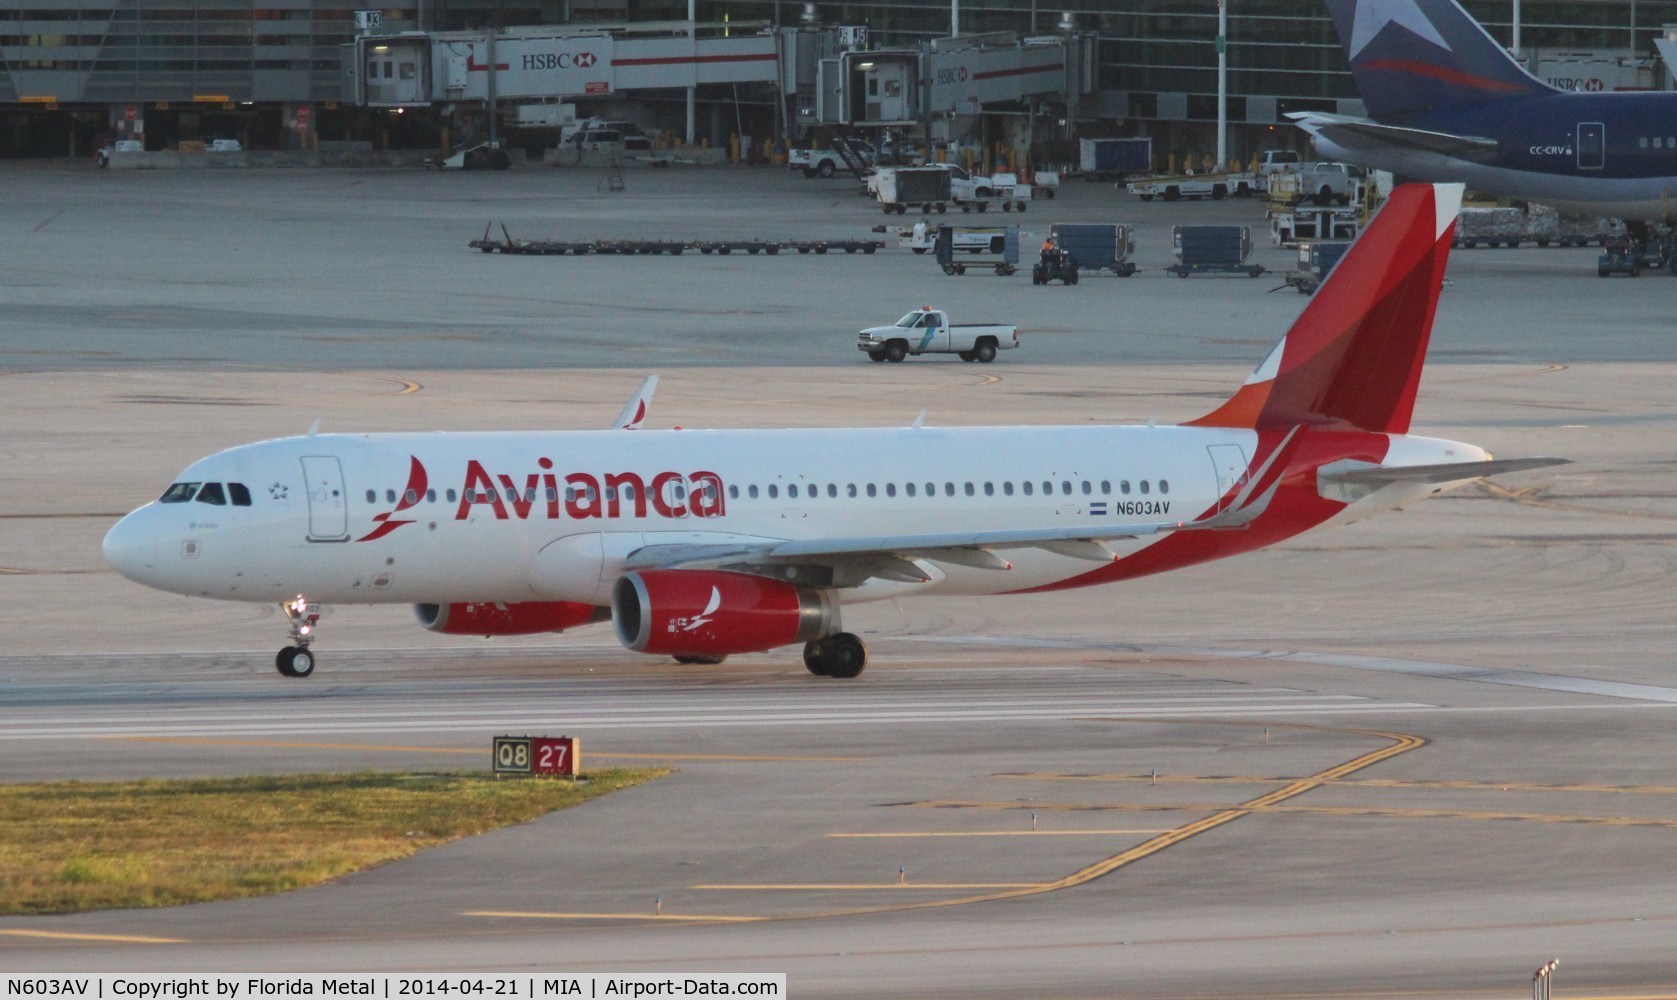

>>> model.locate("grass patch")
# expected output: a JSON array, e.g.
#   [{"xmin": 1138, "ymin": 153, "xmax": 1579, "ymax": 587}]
[{"xmin": 0, "ymin": 769, "xmax": 664, "ymax": 914}]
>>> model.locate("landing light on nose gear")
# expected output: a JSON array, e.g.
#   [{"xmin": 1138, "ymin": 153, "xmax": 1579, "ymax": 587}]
[{"xmin": 277, "ymin": 595, "xmax": 319, "ymax": 678}]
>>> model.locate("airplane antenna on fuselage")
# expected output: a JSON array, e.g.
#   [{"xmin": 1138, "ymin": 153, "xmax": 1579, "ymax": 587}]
[
  {"xmin": 911, "ymin": 410, "xmax": 926, "ymax": 429},
  {"xmin": 306, "ymin": 418, "xmax": 320, "ymax": 437}
]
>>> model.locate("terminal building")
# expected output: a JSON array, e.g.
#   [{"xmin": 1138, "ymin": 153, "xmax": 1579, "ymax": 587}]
[{"xmin": 2, "ymin": 1, "xmax": 1674, "ymax": 162}]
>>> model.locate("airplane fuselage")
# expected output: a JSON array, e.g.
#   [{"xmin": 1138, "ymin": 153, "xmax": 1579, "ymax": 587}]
[
  {"xmin": 102, "ymin": 425, "xmax": 1480, "ymax": 608},
  {"xmin": 1326, "ymin": 93, "xmax": 1677, "ymax": 220}
]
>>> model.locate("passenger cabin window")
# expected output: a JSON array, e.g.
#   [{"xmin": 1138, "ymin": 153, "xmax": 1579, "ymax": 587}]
[
  {"xmin": 228, "ymin": 483, "xmax": 252, "ymax": 507},
  {"xmin": 1140, "ymin": 481, "xmax": 1151, "ymax": 494},
  {"xmin": 366, "ymin": 490, "xmax": 377, "ymax": 503},
  {"xmin": 1160, "ymin": 480, "xmax": 1170, "ymax": 494},
  {"xmin": 195, "ymin": 482, "xmax": 227, "ymax": 505}
]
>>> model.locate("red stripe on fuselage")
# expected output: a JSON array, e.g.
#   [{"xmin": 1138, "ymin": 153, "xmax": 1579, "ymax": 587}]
[{"xmin": 1013, "ymin": 428, "xmax": 1391, "ymax": 593}]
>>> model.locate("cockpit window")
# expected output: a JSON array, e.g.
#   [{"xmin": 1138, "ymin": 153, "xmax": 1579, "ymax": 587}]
[
  {"xmin": 195, "ymin": 482, "xmax": 227, "ymax": 505},
  {"xmin": 160, "ymin": 482, "xmax": 201, "ymax": 503},
  {"xmin": 228, "ymin": 483, "xmax": 252, "ymax": 506}
]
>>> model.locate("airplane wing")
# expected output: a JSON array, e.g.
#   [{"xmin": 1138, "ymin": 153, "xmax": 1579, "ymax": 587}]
[
  {"xmin": 1288, "ymin": 112, "xmax": 1498, "ymax": 158},
  {"xmin": 628, "ymin": 520, "xmax": 1196, "ymax": 585},
  {"xmin": 613, "ymin": 375, "xmax": 658, "ymax": 430},
  {"xmin": 624, "ymin": 427, "xmax": 1304, "ymax": 586},
  {"xmin": 1320, "ymin": 456, "xmax": 1570, "ymax": 487}
]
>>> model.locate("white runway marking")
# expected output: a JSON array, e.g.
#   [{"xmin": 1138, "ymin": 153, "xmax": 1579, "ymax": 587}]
[{"xmin": 0, "ymin": 648, "xmax": 1429, "ymax": 740}]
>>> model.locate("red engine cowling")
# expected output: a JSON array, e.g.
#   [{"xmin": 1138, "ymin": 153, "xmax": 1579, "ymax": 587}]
[
  {"xmin": 612, "ymin": 570, "xmax": 838, "ymax": 657},
  {"xmin": 415, "ymin": 601, "xmax": 604, "ymax": 636}
]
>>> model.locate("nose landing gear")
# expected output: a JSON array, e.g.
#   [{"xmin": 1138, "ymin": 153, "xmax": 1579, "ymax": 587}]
[{"xmin": 276, "ymin": 595, "xmax": 319, "ymax": 678}]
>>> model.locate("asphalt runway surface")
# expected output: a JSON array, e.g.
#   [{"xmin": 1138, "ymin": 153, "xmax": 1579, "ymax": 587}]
[{"xmin": 2, "ymin": 161, "xmax": 1676, "ymax": 997}]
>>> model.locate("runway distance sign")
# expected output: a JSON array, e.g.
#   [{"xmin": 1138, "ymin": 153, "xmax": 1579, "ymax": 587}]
[{"xmin": 492, "ymin": 736, "xmax": 578, "ymax": 777}]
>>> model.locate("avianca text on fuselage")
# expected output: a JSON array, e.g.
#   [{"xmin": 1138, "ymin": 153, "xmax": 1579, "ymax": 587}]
[{"xmin": 453, "ymin": 459, "xmax": 725, "ymax": 523}]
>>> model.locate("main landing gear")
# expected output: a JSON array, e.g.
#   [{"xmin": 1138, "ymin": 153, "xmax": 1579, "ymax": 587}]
[
  {"xmin": 803, "ymin": 632, "xmax": 867, "ymax": 679},
  {"xmin": 276, "ymin": 595, "xmax": 319, "ymax": 678}
]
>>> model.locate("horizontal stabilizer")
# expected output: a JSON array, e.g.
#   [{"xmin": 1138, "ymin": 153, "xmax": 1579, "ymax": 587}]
[
  {"xmin": 1322, "ymin": 456, "xmax": 1570, "ymax": 486},
  {"xmin": 1288, "ymin": 113, "xmax": 1497, "ymax": 158}
]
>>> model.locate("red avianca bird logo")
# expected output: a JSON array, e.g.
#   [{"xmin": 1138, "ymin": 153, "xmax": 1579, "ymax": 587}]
[{"xmin": 357, "ymin": 456, "xmax": 428, "ymax": 542}]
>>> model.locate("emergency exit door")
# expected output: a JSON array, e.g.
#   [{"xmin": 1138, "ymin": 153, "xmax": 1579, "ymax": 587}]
[
  {"xmin": 301, "ymin": 455, "xmax": 349, "ymax": 542},
  {"xmin": 1207, "ymin": 444, "xmax": 1250, "ymax": 511}
]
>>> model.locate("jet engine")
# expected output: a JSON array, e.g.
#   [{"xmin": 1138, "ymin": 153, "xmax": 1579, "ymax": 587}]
[
  {"xmin": 415, "ymin": 601, "xmax": 605, "ymax": 636},
  {"xmin": 612, "ymin": 570, "xmax": 838, "ymax": 657}
]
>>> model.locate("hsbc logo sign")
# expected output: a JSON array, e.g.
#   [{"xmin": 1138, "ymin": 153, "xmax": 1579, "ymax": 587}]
[{"xmin": 521, "ymin": 51, "xmax": 597, "ymax": 71}]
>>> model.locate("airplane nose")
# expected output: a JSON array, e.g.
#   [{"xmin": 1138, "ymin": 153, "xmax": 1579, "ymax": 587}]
[{"xmin": 103, "ymin": 509, "xmax": 162, "ymax": 586}]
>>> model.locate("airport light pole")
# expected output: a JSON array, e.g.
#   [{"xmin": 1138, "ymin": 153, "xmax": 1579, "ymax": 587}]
[{"xmin": 1532, "ymin": 959, "xmax": 1558, "ymax": 1000}]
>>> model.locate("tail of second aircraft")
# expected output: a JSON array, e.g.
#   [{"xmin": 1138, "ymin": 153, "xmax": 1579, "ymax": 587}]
[
  {"xmin": 1190, "ymin": 182, "xmax": 1462, "ymax": 436},
  {"xmin": 1323, "ymin": 0, "xmax": 1555, "ymax": 119}
]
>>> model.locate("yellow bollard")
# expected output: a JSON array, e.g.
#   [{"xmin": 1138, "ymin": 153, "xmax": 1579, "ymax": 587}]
[{"xmin": 728, "ymin": 133, "xmax": 739, "ymax": 163}]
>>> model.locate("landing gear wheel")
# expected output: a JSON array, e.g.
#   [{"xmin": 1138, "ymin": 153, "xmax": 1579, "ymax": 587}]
[
  {"xmin": 276, "ymin": 646, "xmax": 315, "ymax": 678},
  {"xmin": 804, "ymin": 633, "xmax": 867, "ymax": 678},
  {"xmin": 803, "ymin": 642, "xmax": 832, "ymax": 676},
  {"xmin": 674, "ymin": 654, "xmax": 727, "ymax": 665}
]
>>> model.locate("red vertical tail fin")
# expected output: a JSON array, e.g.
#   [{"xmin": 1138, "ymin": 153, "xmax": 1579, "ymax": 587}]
[{"xmin": 1189, "ymin": 183, "xmax": 1461, "ymax": 434}]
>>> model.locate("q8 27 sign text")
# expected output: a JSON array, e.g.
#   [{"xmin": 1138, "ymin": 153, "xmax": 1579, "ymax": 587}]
[{"xmin": 492, "ymin": 736, "xmax": 578, "ymax": 777}]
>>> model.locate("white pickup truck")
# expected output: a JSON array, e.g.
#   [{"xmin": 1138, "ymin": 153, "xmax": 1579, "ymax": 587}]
[
  {"xmin": 789, "ymin": 139, "xmax": 876, "ymax": 178},
  {"xmin": 858, "ymin": 307, "xmax": 1019, "ymax": 363}
]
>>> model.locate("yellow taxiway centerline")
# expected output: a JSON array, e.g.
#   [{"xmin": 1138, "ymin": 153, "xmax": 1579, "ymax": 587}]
[
  {"xmin": 995, "ymin": 772, "xmax": 1677, "ymax": 795},
  {"xmin": 691, "ymin": 883, "xmax": 1045, "ymax": 890},
  {"xmin": 0, "ymin": 929, "xmax": 185, "ymax": 944},
  {"xmin": 462, "ymin": 911, "xmax": 763, "ymax": 923},
  {"xmin": 895, "ymin": 800, "xmax": 1677, "ymax": 828},
  {"xmin": 467, "ymin": 724, "xmax": 1427, "ymax": 926},
  {"xmin": 828, "ymin": 829, "xmax": 1175, "ymax": 838}
]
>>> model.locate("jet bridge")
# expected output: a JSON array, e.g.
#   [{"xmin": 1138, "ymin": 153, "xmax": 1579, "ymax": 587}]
[
  {"xmin": 346, "ymin": 22, "xmax": 778, "ymax": 108},
  {"xmin": 804, "ymin": 31, "xmax": 1096, "ymax": 129}
]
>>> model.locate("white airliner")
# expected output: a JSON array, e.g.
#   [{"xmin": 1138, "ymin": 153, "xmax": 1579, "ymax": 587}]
[{"xmin": 104, "ymin": 184, "xmax": 1563, "ymax": 680}]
